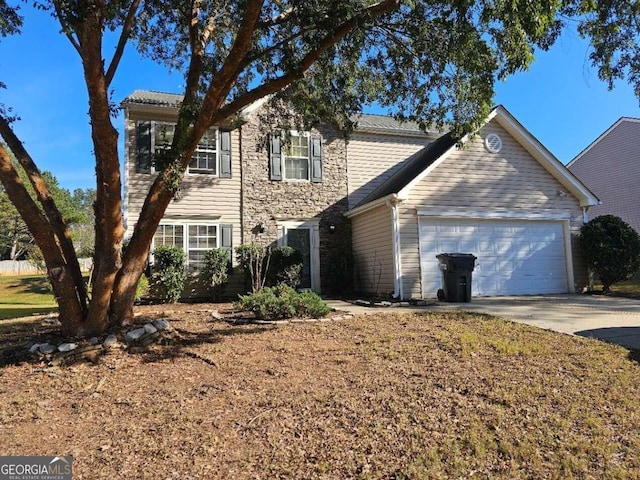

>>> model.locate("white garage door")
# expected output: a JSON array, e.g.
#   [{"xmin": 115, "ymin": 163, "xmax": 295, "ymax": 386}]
[{"xmin": 419, "ymin": 218, "xmax": 569, "ymax": 297}]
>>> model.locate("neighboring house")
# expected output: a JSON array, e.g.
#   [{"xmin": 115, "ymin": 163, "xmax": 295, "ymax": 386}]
[
  {"xmin": 122, "ymin": 91, "xmax": 598, "ymax": 299},
  {"xmin": 567, "ymin": 117, "xmax": 640, "ymax": 234}
]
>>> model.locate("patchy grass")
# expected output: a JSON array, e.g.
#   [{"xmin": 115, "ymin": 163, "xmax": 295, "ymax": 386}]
[
  {"xmin": 1, "ymin": 306, "xmax": 639, "ymax": 479},
  {"xmin": 0, "ymin": 275, "xmax": 57, "ymax": 320}
]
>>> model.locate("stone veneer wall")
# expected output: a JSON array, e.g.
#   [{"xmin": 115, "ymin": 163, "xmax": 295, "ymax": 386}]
[{"xmin": 240, "ymin": 111, "xmax": 352, "ymax": 295}]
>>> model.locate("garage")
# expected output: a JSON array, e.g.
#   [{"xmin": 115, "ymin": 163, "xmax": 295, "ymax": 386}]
[{"xmin": 419, "ymin": 218, "xmax": 570, "ymax": 297}]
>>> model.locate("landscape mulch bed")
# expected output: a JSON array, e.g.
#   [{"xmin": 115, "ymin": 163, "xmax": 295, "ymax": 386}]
[{"xmin": 1, "ymin": 304, "xmax": 639, "ymax": 479}]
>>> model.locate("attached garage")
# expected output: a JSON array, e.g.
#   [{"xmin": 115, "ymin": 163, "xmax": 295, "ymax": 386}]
[
  {"xmin": 419, "ymin": 217, "xmax": 571, "ymax": 297},
  {"xmin": 348, "ymin": 106, "xmax": 600, "ymax": 300}
]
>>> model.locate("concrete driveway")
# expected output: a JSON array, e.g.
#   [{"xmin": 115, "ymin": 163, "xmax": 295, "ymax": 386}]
[{"xmin": 329, "ymin": 295, "xmax": 640, "ymax": 350}]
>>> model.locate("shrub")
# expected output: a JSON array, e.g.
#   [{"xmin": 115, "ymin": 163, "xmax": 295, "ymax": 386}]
[
  {"xmin": 149, "ymin": 245, "xmax": 186, "ymax": 303},
  {"xmin": 200, "ymin": 248, "xmax": 230, "ymax": 301},
  {"xmin": 236, "ymin": 243, "xmax": 271, "ymax": 292},
  {"xmin": 578, "ymin": 215, "xmax": 640, "ymax": 292},
  {"xmin": 267, "ymin": 246, "xmax": 303, "ymax": 288},
  {"xmin": 235, "ymin": 285, "xmax": 330, "ymax": 320},
  {"xmin": 135, "ymin": 274, "xmax": 149, "ymax": 303}
]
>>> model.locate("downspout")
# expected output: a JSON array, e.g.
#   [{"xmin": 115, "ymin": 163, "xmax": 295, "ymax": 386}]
[
  {"xmin": 388, "ymin": 196, "xmax": 403, "ymax": 300},
  {"xmin": 123, "ymin": 107, "xmax": 130, "ymax": 236}
]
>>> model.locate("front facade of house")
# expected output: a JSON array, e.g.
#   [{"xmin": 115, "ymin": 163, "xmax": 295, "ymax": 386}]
[
  {"xmin": 123, "ymin": 91, "xmax": 597, "ymax": 299},
  {"xmin": 568, "ymin": 117, "xmax": 640, "ymax": 234}
]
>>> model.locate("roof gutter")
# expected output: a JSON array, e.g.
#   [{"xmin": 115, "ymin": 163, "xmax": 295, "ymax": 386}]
[{"xmin": 344, "ymin": 194, "xmax": 400, "ymax": 218}]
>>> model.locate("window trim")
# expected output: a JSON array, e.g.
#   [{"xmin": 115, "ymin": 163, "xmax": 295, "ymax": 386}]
[
  {"xmin": 152, "ymin": 221, "xmax": 220, "ymax": 273},
  {"xmin": 149, "ymin": 122, "xmax": 221, "ymax": 176},
  {"xmin": 283, "ymin": 131, "xmax": 311, "ymax": 182}
]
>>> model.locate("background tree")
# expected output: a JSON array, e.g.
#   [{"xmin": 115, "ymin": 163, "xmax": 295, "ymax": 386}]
[
  {"xmin": 0, "ymin": 168, "xmax": 87, "ymax": 260},
  {"xmin": 578, "ymin": 215, "xmax": 640, "ymax": 293},
  {"xmin": 0, "ymin": 0, "xmax": 639, "ymax": 337}
]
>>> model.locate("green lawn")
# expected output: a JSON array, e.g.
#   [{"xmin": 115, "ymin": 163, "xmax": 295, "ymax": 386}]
[{"xmin": 0, "ymin": 275, "xmax": 58, "ymax": 320}]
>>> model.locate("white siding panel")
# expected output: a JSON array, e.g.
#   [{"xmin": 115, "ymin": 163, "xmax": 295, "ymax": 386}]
[
  {"xmin": 351, "ymin": 204, "xmax": 395, "ymax": 295},
  {"xmin": 347, "ymin": 132, "xmax": 431, "ymax": 209}
]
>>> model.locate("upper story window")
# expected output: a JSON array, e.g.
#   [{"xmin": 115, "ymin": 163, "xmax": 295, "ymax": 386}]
[
  {"xmin": 189, "ymin": 128, "xmax": 217, "ymax": 174},
  {"xmin": 284, "ymin": 134, "xmax": 310, "ymax": 181},
  {"xmin": 135, "ymin": 121, "xmax": 231, "ymax": 178},
  {"xmin": 269, "ymin": 132, "xmax": 323, "ymax": 183}
]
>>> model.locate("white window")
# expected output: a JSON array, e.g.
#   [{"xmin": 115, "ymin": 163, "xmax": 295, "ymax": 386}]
[
  {"xmin": 153, "ymin": 123, "xmax": 218, "ymax": 175},
  {"xmin": 284, "ymin": 133, "xmax": 310, "ymax": 181},
  {"xmin": 153, "ymin": 223, "xmax": 218, "ymax": 273},
  {"xmin": 189, "ymin": 129, "xmax": 217, "ymax": 174},
  {"xmin": 154, "ymin": 224, "xmax": 184, "ymax": 249},
  {"xmin": 187, "ymin": 224, "xmax": 217, "ymax": 271}
]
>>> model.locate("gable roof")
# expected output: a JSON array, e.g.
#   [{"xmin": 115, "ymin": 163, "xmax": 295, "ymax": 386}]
[
  {"xmin": 347, "ymin": 105, "xmax": 599, "ymax": 216},
  {"xmin": 567, "ymin": 117, "xmax": 640, "ymax": 168},
  {"xmin": 356, "ymin": 132, "xmax": 457, "ymax": 207}
]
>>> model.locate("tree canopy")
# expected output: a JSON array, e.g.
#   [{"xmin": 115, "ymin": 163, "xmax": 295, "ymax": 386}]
[{"xmin": 0, "ymin": 0, "xmax": 639, "ymax": 337}]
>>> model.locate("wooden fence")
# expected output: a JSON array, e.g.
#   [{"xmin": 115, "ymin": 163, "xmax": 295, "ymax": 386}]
[{"xmin": 0, "ymin": 258, "xmax": 93, "ymax": 276}]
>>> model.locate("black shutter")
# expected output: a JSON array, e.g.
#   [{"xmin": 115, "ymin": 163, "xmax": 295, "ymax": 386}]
[
  {"xmin": 136, "ymin": 122, "xmax": 152, "ymax": 173},
  {"xmin": 269, "ymin": 133, "xmax": 282, "ymax": 181},
  {"xmin": 310, "ymin": 135, "xmax": 323, "ymax": 183},
  {"xmin": 219, "ymin": 130, "xmax": 232, "ymax": 178},
  {"xmin": 220, "ymin": 224, "xmax": 233, "ymax": 272}
]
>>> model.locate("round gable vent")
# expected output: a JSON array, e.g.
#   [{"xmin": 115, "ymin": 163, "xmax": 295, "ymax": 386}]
[{"xmin": 484, "ymin": 133, "xmax": 502, "ymax": 153}]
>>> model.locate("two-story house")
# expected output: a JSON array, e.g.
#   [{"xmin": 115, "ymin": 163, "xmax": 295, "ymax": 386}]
[{"xmin": 123, "ymin": 91, "xmax": 598, "ymax": 299}]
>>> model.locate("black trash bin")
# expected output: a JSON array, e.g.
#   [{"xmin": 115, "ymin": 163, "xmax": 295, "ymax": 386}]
[{"xmin": 436, "ymin": 253, "xmax": 477, "ymax": 302}]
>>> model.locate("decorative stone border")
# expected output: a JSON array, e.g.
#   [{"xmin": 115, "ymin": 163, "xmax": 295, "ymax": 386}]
[{"xmin": 26, "ymin": 318, "xmax": 174, "ymax": 366}]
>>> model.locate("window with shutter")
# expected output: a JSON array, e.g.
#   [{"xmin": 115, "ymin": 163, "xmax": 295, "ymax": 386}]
[
  {"xmin": 270, "ymin": 132, "xmax": 323, "ymax": 182},
  {"xmin": 136, "ymin": 122, "xmax": 231, "ymax": 176}
]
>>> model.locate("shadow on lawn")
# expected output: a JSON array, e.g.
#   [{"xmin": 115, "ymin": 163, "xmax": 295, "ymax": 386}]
[
  {"xmin": 0, "ymin": 314, "xmax": 275, "ymax": 368},
  {"xmin": 138, "ymin": 324, "xmax": 274, "ymax": 364},
  {"xmin": 575, "ymin": 326, "xmax": 640, "ymax": 360}
]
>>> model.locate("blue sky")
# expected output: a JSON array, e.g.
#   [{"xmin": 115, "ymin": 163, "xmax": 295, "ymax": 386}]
[{"xmin": 1, "ymin": 5, "xmax": 639, "ymax": 191}]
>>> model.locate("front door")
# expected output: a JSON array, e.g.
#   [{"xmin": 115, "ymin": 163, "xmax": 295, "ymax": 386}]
[
  {"xmin": 278, "ymin": 220, "xmax": 321, "ymax": 292},
  {"xmin": 286, "ymin": 228, "xmax": 312, "ymax": 289}
]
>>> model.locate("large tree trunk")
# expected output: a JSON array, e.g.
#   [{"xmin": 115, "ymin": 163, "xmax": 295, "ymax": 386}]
[{"xmin": 76, "ymin": 3, "xmax": 125, "ymax": 335}]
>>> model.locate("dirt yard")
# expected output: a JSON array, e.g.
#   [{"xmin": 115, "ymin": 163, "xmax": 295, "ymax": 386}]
[{"xmin": 1, "ymin": 304, "xmax": 639, "ymax": 479}]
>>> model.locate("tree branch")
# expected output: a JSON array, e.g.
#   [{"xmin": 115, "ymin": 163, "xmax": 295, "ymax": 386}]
[
  {"xmin": 209, "ymin": 0, "xmax": 401, "ymax": 125},
  {"xmin": 51, "ymin": 0, "xmax": 81, "ymax": 54},
  {"xmin": 105, "ymin": 0, "xmax": 142, "ymax": 87}
]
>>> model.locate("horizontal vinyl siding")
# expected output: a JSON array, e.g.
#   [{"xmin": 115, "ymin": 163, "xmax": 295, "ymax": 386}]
[
  {"xmin": 407, "ymin": 123, "xmax": 583, "ymax": 213},
  {"xmin": 347, "ymin": 132, "xmax": 431, "ymax": 209},
  {"xmin": 125, "ymin": 111, "xmax": 241, "ymax": 240},
  {"xmin": 124, "ymin": 110, "xmax": 244, "ymax": 297},
  {"xmin": 351, "ymin": 204, "xmax": 395, "ymax": 295},
  {"xmin": 398, "ymin": 206, "xmax": 422, "ymax": 299},
  {"xmin": 405, "ymin": 121, "xmax": 588, "ymax": 294},
  {"xmin": 568, "ymin": 119, "xmax": 640, "ymax": 234}
]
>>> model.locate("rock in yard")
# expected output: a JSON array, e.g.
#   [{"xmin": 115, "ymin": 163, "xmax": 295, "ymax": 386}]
[
  {"xmin": 152, "ymin": 319, "xmax": 170, "ymax": 331},
  {"xmin": 143, "ymin": 323, "xmax": 157, "ymax": 334},
  {"xmin": 29, "ymin": 343, "xmax": 42, "ymax": 354},
  {"xmin": 103, "ymin": 334, "xmax": 118, "ymax": 348},
  {"xmin": 374, "ymin": 301, "xmax": 393, "ymax": 307},
  {"xmin": 58, "ymin": 343, "xmax": 78, "ymax": 352},
  {"xmin": 125, "ymin": 327, "xmax": 147, "ymax": 343},
  {"xmin": 89, "ymin": 337, "xmax": 100, "ymax": 345},
  {"xmin": 38, "ymin": 343, "xmax": 57, "ymax": 355}
]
